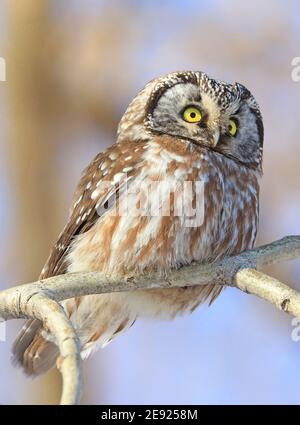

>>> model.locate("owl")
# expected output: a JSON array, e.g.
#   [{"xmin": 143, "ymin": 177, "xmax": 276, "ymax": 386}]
[{"xmin": 12, "ymin": 71, "xmax": 263, "ymax": 376}]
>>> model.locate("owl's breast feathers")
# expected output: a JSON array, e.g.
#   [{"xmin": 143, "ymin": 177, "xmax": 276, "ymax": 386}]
[
  {"xmin": 41, "ymin": 135, "xmax": 258, "ymax": 317},
  {"xmin": 61, "ymin": 136, "xmax": 259, "ymax": 277},
  {"xmin": 41, "ymin": 135, "xmax": 259, "ymax": 284},
  {"xmin": 13, "ymin": 136, "xmax": 260, "ymax": 374}
]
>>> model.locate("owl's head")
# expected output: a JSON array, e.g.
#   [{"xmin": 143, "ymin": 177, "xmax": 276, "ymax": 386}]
[{"xmin": 118, "ymin": 71, "xmax": 264, "ymax": 171}]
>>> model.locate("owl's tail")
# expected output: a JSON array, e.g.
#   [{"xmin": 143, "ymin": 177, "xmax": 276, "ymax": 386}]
[
  {"xmin": 12, "ymin": 319, "xmax": 59, "ymax": 376},
  {"xmin": 12, "ymin": 294, "xmax": 137, "ymax": 376}
]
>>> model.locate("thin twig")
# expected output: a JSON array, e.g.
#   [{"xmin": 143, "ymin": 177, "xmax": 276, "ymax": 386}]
[{"xmin": 235, "ymin": 269, "xmax": 300, "ymax": 317}]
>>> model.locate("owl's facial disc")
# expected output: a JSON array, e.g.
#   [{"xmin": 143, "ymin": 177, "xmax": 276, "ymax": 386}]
[
  {"xmin": 147, "ymin": 82, "xmax": 219, "ymax": 148},
  {"xmin": 144, "ymin": 71, "xmax": 263, "ymax": 170}
]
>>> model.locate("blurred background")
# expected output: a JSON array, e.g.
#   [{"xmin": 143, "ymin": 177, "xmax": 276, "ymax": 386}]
[{"xmin": 0, "ymin": 0, "xmax": 300, "ymax": 405}]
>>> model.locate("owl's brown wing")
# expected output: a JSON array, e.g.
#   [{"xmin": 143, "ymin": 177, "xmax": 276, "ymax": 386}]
[
  {"xmin": 12, "ymin": 139, "xmax": 143, "ymax": 375},
  {"xmin": 41, "ymin": 140, "xmax": 140, "ymax": 279},
  {"xmin": 39, "ymin": 158, "xmax": 102, "ymax": 279}
]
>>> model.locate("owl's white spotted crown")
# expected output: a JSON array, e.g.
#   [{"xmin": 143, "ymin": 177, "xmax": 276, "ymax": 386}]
[{"xmin": 146, "ymin": 70, "xmax": 261, "ymax": 116}]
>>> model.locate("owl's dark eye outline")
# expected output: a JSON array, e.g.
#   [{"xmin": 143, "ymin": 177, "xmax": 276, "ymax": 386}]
[{"xmin": 228, "ymin": 117, "xmax": 239, "ymax": 137}]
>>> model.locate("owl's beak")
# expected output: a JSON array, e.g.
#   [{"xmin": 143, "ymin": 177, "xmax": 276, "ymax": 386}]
[{"xmin": 211, "ymin": 127, "xmax": 220, "ymax": 147}]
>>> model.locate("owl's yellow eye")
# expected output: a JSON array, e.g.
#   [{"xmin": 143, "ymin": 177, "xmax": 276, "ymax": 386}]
[
  {"xmin": 228, "ymin": 118, "xmax": 238, "ymax": 136},
  {"xmin": 183, "ymin": 106, "xmax": 202, "ymax": 123}
]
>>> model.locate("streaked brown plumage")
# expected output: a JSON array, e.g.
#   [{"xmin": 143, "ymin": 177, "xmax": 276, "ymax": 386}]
[{"xmin": 12, "ymin": 71, "xmax": 263, "ymax": 376}]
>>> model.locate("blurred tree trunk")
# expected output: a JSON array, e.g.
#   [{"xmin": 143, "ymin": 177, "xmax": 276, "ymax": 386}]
[{"xmin": 7, "ymin": 0, "xmax": 62, "ymax": 405}]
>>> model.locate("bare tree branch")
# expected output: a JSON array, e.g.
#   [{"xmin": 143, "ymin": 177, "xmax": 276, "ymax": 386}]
[
  {"xmin": 235, "ymin": 269, "xmax": 300, "ymax": 316},
  {"xmin": 0, "ymin": 235, "xmax": 299, "ymax": 404}
]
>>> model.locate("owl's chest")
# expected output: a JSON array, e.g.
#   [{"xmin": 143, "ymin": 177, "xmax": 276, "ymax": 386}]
[
  {"xmin": 67, "ymin": 143, "xmax": 259, "ymax": 276},
  {"xmin": 143, "ymin": 149, "xmax": 259, "ymax": 266}
]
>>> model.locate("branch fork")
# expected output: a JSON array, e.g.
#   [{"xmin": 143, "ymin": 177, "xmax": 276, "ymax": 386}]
[{"xmin": 1, "ymin": 235, "xmax": 300, "ymax": 404}]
